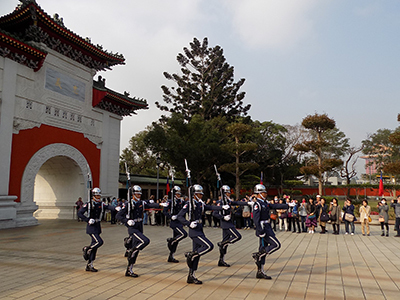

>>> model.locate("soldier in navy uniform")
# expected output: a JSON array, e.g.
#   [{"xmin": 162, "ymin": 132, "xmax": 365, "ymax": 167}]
[
  {"xmin": 177, "ymin": 184, "xmax": 229, "ymax": 284},
  {"xmin": 252, "ymin": 184, "xmax": 288, "ymax": 279},
  {"xmin": 116, "ymin": 185, "xmax": 162, "ymax": 277},
  {"xmin": 163, "ymin": 186, "xmax": 188, "ymax": 263},
  {"xmin": 78, "ymin": 187, "xmax": 119, "ymax": 272},
  {"xmin": 213, "ymin": 185, "xmax": 250, "ymax": 267}
]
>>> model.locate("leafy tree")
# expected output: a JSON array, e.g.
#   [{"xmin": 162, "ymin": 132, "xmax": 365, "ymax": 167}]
[
  {"xmin": 145, "ymin": 114, "xmax": 228, "ymax": 196},
  {"xmin": 119, "ymin": 129, "xmax": 165, "ymax": 176},
  {"xmin": 156, "ymin": 37, "xmax": 250, "ymax": 122},
  {"xmin": 362, "ymin": 128, "xmax": 400, "ymax": 180},
  {"xmin": 219, "ymin": 122, "xmax": 258, "ymax": 199},
  {"xmin": 294, "ymin": 113, "xmax": 347, "ymax": 195}
]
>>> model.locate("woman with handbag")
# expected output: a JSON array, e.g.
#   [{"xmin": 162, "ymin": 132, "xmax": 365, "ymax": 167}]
[
  {"xmin": 317, "ymin": 198, "xmax": 329, "ymax": 234},
  {"xmin": 377, "ymin": 198, "xmax": 389, "ymax": 237},
  {"xmin": 329, "ymin": 198, "xmax": 341, "ymax": 235},
  {"xmin": 278, "ymin": 199, "xmax": 288, "ymax": 231},
  {"xmin": 305, "ymin": 198, "xmax": 317, "ymax": 234},
  {"xmin": 359, "ymin": 200, "xmax": 371, "ymax": 236},
  {"xmin": 342, "ymin": 199, "xmax": 356, "ymax": 235},
  {"xmin": 299, "ymin": 198, "xmax": 308, "ymax": 232}
]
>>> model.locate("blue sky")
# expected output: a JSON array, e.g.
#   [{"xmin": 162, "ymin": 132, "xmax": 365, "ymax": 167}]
[{"xmin": 2, "ymin": 0, "xmax": 399, "ymax": 174}]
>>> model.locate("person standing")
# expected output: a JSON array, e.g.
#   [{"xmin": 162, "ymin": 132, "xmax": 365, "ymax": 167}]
[
  {"xmin": 378, "ymin": 198, "xmax": 389, "ymax": 237},
  {"xmin": 391, "ymin": 196, "xmax": 400, "ymax": 237},
  {"xmin": 343, "ymin": 199, "xmax": 356, "ymax": 235},
  {"xmin": 317, "ymin": 198, "xmax": 329, "ymax": 234},
  {"xmin": 359, "ymin": 200, "xmax": 371, "ymax": 236},
  {"xmin": 78, "ymin": 188, "xmax": 119, "ymax": 272},
  {"xmin": 299, "ymin": 198, "xmax": 308, "ymax": 232},
  {"xmin": 116, "ymin": 185, "xmax": 163, "ymax": 277},
  {"xmin": 329, "ymin": 198, "xmax": 341, "ymax": 235},
  {"xmin": 75, "ymin": 197, "xmax": 84, "ymax": 221},
  {"xmin": 305, "ymin": 198, "xmax": 317, "ymax": 234},
  {"xmin": 251, "ymin": 184, "xmax": 289, "ymax": 280},
  {"xmin": 110, "ymin": 197, "xmax": 118, "ymax": 224},
  {"xmin": 177, "ymin": 184, "xmax": 227, "ymax": 284},
  {"xmin": 213, "ymin": 185, "xmax": 250, "ymax": 267},
  {"xmin": 163, "ymin": 186, "xmax": 187, "ymax": 263}
]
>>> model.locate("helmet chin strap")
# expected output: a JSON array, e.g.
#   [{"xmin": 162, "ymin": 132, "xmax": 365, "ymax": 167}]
[
  {"xmin": 194, "ymin": 194, "xmax": 201, "ymax": 201},
  {"xmin": 259, "ymin": 193, "xmax": 265, "ymax": 200},
  {"xmin": 133, "ymin": 194, "xmax": 140, "ymax": 201}
]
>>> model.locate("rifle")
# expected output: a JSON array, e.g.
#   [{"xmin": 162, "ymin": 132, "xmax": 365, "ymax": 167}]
[
  {"xmin": 125, "ymin": 162, "xmax": 131, "ymax": 203},
  {"xmin": 185, "ymin": 159, "xmax": 195, "ymax": 221},
  {"xmin": 214, "ymin": 164, "xmax": 228, "ymax": 216},
  {"xmin": 87, "ymin": 164, "xmax": 93, "ymax": 215},
  {"xmin": 170, "ymin": 170, "xmax": 175, "ymax": 215}
]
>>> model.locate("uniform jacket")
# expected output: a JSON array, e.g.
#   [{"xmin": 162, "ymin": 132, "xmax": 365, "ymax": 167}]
[
  {"xmin": 78, "ymin": 200, "xmax": 114, "ymax": 234},
  {"xmin": 117, "ymin": 199, "xmax": 160, "ymax": 234},
  {"xmin": 177, "ymin": 200, "xmax": 222, "ymax": 238},
  {"xmin": 213, "ymin": 199, "xmax": 249, "ymax": 229},
  {"xmin": 253, "ymin": 198, "xmax": 288, "ymax": 237},
  {"xmin": 163, "ymin": 197, "xmax": 185, "ymax": 227}
]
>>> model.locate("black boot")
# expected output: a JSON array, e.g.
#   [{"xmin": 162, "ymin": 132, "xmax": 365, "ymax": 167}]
[
  {"xmin": 187, "ymin": 269, "xmax": 202, "ymax": 284},
  {"xmin": 218, "ymin": 258, "xmax": 230, "ymax": 267},
  {"xmin": 185, "ymin": 251, "xmax": 197, "ymax": 269},
  {"xmin": 167, "ymin": 238, "xmax": 174, "ymax": 252},
  {"xmin": 125, "ymin": 266, "xmax": 138, "ymax": 278},
  {"xmin": 85, "ymin": 262, "xmax": 98, "ymax": 272},
  {"xmin": 168, "ymin": 253, "xmax": 179, "ymax": 263},
  {"xmin": 82, "ymin": 246, "xmax": 90, "ymax": 261},
  {"xmin": 256, "ymin": 264, "xmax": 271, "ymax": 280}
]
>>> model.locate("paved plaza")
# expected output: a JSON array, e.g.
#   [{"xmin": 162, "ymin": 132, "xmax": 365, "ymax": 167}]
[{"xmin": 1, "ymin": 220, "xmax": 400, "ymax": 300}]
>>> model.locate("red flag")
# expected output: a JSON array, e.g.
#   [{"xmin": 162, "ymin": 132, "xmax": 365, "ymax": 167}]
[
  {"xmin": 166, "ymin": 177, "xmax": 170, "ymax": 194},
  {"xmin": 379, "ymin": 172, "xmax": 384, "ymax": 197}
]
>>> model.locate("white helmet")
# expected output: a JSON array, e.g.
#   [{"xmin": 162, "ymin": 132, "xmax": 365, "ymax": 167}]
[
  {"xmin": 173, "ymin": 186, "xmax": 182, "ymax": 194},
  {"xmin": 193, "ymin": 184, "xmax": 204, "ymax": 194},
  {"xmin": 92, "ymin": 187, "xmax": 101, "ymax": 196},
  {"xmin": 132, "ymin": 185, "xmax": 142, "ymax": 194},
  {"xmin": 222, "ymin": 185, "xmax": 231, "ymax": 193},
  {"xmin": 254, "ymin": 184, "xmax": 266, "ymax": 194}
]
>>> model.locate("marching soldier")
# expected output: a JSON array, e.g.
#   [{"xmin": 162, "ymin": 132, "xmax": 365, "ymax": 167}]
[
  {"xmin": 213, "ymin": 185, "xmax": 250, "ymax": 267},
  {"xmin": 78, "ymin": 187, "xmax": 119, "ymax": 272},
  {"xmin": 163, "ymin": 186, "xmax": 188, "ymax": 263},
  {"xmin": 252, "ymin": 184, "xmax": 288, "ymax": 279},
  {"xmin": 116, "ymin": 185, "xmax": 162, "ymax": 277},
  {"xmin": 177, "ymin": 184, "xmax": 229, "ymax": 284}
]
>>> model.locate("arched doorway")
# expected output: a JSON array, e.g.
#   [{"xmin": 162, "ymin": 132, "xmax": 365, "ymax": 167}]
[
  {"xmin": 33, "ymin": 156, "xmax": 85, "ymax": 219},
  {"xmin": 20, "ymin": 143, "xmax": 91, "ymax": 221}
]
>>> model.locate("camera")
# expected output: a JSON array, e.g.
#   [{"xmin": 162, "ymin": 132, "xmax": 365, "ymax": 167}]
[{"xmin": 394, "ymin": 199, "xmax": 398, "ymax": 204}]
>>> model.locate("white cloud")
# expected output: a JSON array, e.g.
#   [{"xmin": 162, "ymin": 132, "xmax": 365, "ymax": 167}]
[{"xmin": 224, "ymin": 0, "xmax": 320, "ymax": 50}]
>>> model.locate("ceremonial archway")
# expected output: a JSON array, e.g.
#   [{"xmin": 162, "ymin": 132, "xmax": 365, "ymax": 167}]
[{"xmin": 20, "ymin": 143, "xmax": 91, "ymax": 220}]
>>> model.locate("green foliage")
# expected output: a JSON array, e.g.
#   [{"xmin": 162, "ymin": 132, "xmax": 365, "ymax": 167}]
[{"xmin": 156, "ymin": 37, "xmax": 250, "ymax": 122}]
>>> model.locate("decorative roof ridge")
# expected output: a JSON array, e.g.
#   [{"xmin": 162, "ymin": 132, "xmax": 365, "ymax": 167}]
[
  {"xmin": 93, "ymin": 76, "xmax": 148, "ymax": 107},
  {"xmin": 0, "ymin": 27, "xmax": 46, "ymax": 54},
  {"xmin": 0, "ymin": 1, "xmax": 125, "ymax": 68}
]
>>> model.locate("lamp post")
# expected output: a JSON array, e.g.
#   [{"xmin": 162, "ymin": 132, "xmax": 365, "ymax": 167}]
[{"xmin": 156, "ymin": 156, "xmax": 161, "ymax": 200}]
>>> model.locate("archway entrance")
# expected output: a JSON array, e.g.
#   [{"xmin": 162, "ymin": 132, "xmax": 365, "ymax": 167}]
[
  {"xmin": 20, "ymin": 143, "xmax": 91, "ymax": 222},
  {"xmin": 33, "ymin": 156, "xmax": 85, "ymax": 219}
]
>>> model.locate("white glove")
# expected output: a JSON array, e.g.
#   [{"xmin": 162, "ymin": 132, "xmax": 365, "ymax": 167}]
[
  {"xmin": 127, "ymin": 220, "xmax": 135, "ymax": 226},
  {"xmin": 259, "ymin": 233, "xmax": 266, "ymax": 238},
  {"xmin": 115, "ymin": 206, "xmax": 121, "ymax": 212},
  {"xmin": 171, "ymin": 215, "xmax": 178, "ymax": 220},
  {"xmin": 247, "ymin": 201, "xmax": 255, "ymax": 206},
  {"xmin": 223, "ymin": 215, "xmax": 231, "ymax": 221},
  {"xmin": 149, "ymin": 200, "xmax": 154, "ymax": 203},
  {"xmin": 190, "ymin": 221, "xmax": 197, "ymax": 228},
  {"xmin": 88, "ymin": 218, "xmax": 95, "ymax": 225},
  {"xmin": 222, "ymin": 205, "xmax": 230, "ymax": 210},
  {"xmin": 160, "ymin": 202, "xmax": 169, "ymax": 207}
]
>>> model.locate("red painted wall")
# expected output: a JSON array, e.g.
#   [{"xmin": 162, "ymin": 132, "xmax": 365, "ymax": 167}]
[{"xmin": 9, "ymin": 124, "xmax": 100, "ymax": 202}]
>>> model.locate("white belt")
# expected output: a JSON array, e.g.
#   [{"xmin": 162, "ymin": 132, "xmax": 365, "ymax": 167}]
[{"xmin": 133, "ymin": 218, "xmax": 143, "ymax": 222}]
